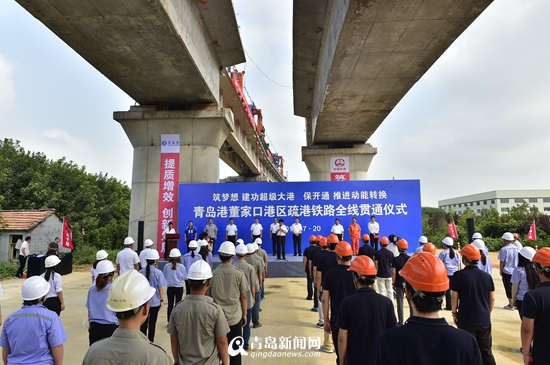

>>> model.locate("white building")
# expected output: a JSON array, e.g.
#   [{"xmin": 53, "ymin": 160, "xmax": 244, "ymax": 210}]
[{"xmin": 438, "ymin": 190, "xmax": 550, "ymax": 215}]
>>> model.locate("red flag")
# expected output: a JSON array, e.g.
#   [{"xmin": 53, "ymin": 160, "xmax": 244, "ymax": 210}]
[
  {"xmin": 62, "ymin": 218, "xmax": 74, "ymax": 249},
  {"xmin": 447, "ymin": 221, "xmax": 458, "ymax": 239},
  {"xmin": 526, "ymin": 220, "xmax": 537, "ymax": 241}
]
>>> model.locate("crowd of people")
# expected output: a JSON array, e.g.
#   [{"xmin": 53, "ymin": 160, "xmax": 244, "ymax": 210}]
[{"xmin": 0, "ymin": 226, "xmax": 549, "ymax": 365}]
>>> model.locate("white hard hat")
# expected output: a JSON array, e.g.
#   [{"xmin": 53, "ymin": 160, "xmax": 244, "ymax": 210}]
[
  {"xmin": 254, "ymin": 238, "xmax": 263, "ymax": 245},
  {"xmin": 188, "ymin": 240, "xmax": 198, "ymax": 249},
  {"xmin": 520, "ymin": 246, "xmax": 537, "ymax": 261},
  {"xmin": 144, "ymin": 239, "xmax": 154, "ymax": 247},
  {"xmin": 236, "ymin": 238, "xmax": 245, "ymax": 245},
  {"xmin": 502, "ymin": 232, "xmax": 514, "ymax": 241},
  {"xmin": 145, "ymin": 249, "xmax": 160, "ymax": 260},
  {"xmin": 96, "ymin": 260, "xmax": 116, "ymax": 275},
  {"xmin": 219, "ymin": 241, "xmax": 236, "ymax": 255},
  {"xmin": 236, "ymin": 244, "xmax": 248, "ymax": 256},
  {"xmin": 246, "ymin": 243, "xmax": 255, "ymax": 254},
  {"xmin": 107, "ymin": 270, "xmax": 155, "ymax": 312},
  {"xmin": 442, "ymin": 237, "xmax": 454, "ymax": 247},
  {"xmin": 45, "ymin": 255, "xmax": 61, "ymax": 268},
  {"xmin": 419, "ymin": 236, "xmax": 428, "ymax": 244},
  {"xmin": 96, "ymin": 249, "xmax": 109, "ymax": 260},
  {"xmin": 472, "ymin": 232, "xmax": 482, "ymax": 240},
  {"xmin": 124, "ymin": 237, "xmax": 135, "ymax": 246},
  {"xmin": 472, "ymin": 239, "xmax": 486, "ymax": 250},
  {"xmin": 187, "ymin": 260, "xmax": 213, "ymax": 280},
  {"xmin": 21, "ymin": 276, "xmax": 51, "ymax": 301},
  {"xmin": 198, "ymin": 239, "xmax": 209, "ymax": 247},
  {"xmin": 169, "ymin": 248, "xmax": 182, "ymax": 258},
  {"xmin": 253, "ymin": 242, "xmax": 259, "ymax": 251}
]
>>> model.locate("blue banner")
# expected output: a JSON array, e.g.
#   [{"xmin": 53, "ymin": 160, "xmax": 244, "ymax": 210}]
[{"xmin": 178, "ymin": 180, "xmax": 421, "ymax": 255}]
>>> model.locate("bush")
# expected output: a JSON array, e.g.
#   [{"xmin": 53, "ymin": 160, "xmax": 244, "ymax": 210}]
[
  {"xmin": 72, "ymin": 245, "xmax": 121, "ymax": 266},
  {"xmin": 0, "ymin": 262, "xmax": 18, "ymax": 280}
]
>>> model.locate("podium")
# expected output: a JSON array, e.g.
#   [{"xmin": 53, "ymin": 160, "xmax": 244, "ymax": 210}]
[{"xmin": 165, "ymin": 233, "xmax": 181, "ymax": 260}]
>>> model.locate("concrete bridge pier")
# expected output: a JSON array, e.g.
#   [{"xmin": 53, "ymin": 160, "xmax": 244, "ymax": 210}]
[
  {"xmin": 302, "ymin": 144, "xmax": 377, "ymax": 181},
  {"xmin": 114, "ymin": 107, "xmax": 234, "ymax": 240}
]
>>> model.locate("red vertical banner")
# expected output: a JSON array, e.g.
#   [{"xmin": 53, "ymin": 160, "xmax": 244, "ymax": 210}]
[
  {"xmin": 330, "ymin": 157, "xmax": 350, "ymax": 181},
  {"xmin": 447, "ymin": 221, "xmax": 458, "ymax": 239},
  {"xmin": 157, "ymin": 134, "xmax": 180, "ymax": 253},
  {"xmin": 526, "ymin": 220, "xmax": 537, "ymax": 241},
  {"xmin": 62, "ymin": 218, "xmax": 73, "ymax": 249}
]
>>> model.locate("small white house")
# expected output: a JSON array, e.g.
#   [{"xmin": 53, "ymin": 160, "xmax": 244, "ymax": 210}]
[{"xmin": 0, "ymin": 209, "xmax": 70, "ymax": 263}]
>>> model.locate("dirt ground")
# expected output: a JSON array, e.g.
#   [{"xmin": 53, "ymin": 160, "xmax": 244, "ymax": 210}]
[{"xmin": 0, "ymin": 252, "xmax": 524, "ymax": 364}]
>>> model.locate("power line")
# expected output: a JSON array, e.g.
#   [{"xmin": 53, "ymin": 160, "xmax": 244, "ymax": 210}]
[{"xmin": 244, "ymin": 49, "xmax": 292, "ymax": 88}]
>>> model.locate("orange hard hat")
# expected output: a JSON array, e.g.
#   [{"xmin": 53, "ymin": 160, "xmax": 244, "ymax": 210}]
[
  {"xmin": 380, "ymin": 236, "xmax": 389, "ymax": 245},
  {"xmin": 513, "ymin": 233, "xmax": 519, "ymax": 240},
  {"xmin": 319, "ymin": 237, "xmax": 328, "ymax": 247},
  {"xmin": 422, "ymin": 243, "xmax": 436, "ymax": 255},
  {"xmin": 531, "ymin": 247, "xmax": 550, "ymax": 267},
  {"xmin": 335, "ymin": 241, "xmax": 353, "ymax": 257},
  {"xmin": 362, "ymin": 234, "xmax": 370, "ymax": 241},
  {"xmin": 316, "ymin": 234, "xmax": 323, "ymax": 242},
  {"xmin": 396, "ymin": 239, "xmax": 408, "ymax": 250},
  {"xmin": 309, "ymin": 235, "xmax": 316, "ymax": 242},
  {"xmin": 327, "ymin": 234, "xmax": 339, "ymax": 245},
  {"xmin": 348, "ymin": 256, "xmax": 377, "ymax": 276},
  {"xmin": 460, "ymin": 244, "xmax": 481, "ymax": 261},
  {"xmin": 399, "ymin": 253, "xmax": 449, "ymax": 292}
]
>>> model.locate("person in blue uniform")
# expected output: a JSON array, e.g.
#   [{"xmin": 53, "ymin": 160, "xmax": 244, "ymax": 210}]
[
  {"xmin": 521, "ymin": 247, "xmax": 550, "ymax": 365},
  {"xmin": 499, "ymin": 232, "xmax": 519, "ymax": 310},
  {"xmin": 322, "ymin": 241, "xmax": 356, "ymax": 364},
  {"xmin": 472, "ymin": 239, "xmax": 493, "ymax": 275},
  {"xmin": 337, "ymin": 255, "xmax": 396, "ymax": 365},
  {"xmin": 376, "ymin": 253, "xmax": 482, "ymax": 365},
  {"xmin": 139, "ymin": 249, "xmax": 167, "ymax": 342},
  {"xmin": 358, "ymin": 234, "xmax": 375, "ymax": 259},
  {"xmin": 163, "ymin": 248, "xmax": 187, "ymax": 323},
  {"xmin": 40, "ymin": 255, "xmax": 65, "ymax": 316},
  {"xmin": 1, "ymin": 276, "xmax": 67, "ymax": 365},
  {"xmin": 184, "ymin": 221, "xmax": 198, "ymax": 245},
  {"xmin": 511, "ymin": 246, "xmax": 539, "ymax": 318},
  {"xmin": 451, "ymin": 244, "xmax": 496, "ymax": 365},
  {"xmin": 392, "ymin": 239, "xmax": 411, "ymax": 326},
  {"xmin": 86, "ymin": 260, "xmax": 119, "ymax": 345},
  {"xmin": 439, "ymin": 237, "xmax": 460, "ymax": 310}
]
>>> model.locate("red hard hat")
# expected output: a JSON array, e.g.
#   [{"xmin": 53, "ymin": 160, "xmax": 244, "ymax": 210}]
[
  {"xmin": 309, "ymin": 235, "xmax": 316, "ymax": 242},
  {"xmin": 319, "ymin": 237, "xmax": 328, "ymax": 247},
  {"xmin": 460, "ymin": 244, "xmax": 481, "ymax": 261},
  {"xmin": 396, "ymin": 239, "xmax": 408, "ymax": 250},
  {"xmin": 327, "ymin": 234, "xmax": 339, "ymax": 245},
  {"xmin": 316, "ymin": 235, "xmax": 323, "ymax": 242},
  {"xmin": 531, "ymin": 247, "xmax": 550, "ymax": 267},
  {"xmin": 380, "ymin": 236, "xmax": 389, "ymax": 245},
  {"xmin": 399, "ymin": 253, "xmax": 450, "ymax": 292},
  {"xmin": 348, "ymin": 256, "xmax": 377, "ymax": 276},
  {"xmin": 362, "ymin": 234, "xmax": 370, "ymax": 241},
  {"xmin": 335, "ymin": 241, "xmax": 353, "ymax": 257},
  {"xmin": 422, "ymin": 243, "xmax": 436, "ymax": 255}
]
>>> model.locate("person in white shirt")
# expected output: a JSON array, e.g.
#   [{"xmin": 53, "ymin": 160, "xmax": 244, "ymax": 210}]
[
  {"xmin": 116, "ymin": 237, "xmax": 140, "ymax": 276},
  {"xmin": 270, "ymin": 218, "xmax": 279, "ymax": 256},
  {"xmin": 16, "ymin": 236, "xmax": 31, "ymax": 278},
  {"xmin": 162, "ymin": 221, "xmax": 177, "ymax": 258},
  {"xmin": 276, "ymin": 219, "xmax": 289, "ymax": 260},
  {"xmin": 331, "ymin": 219, "xmax": 345, "ymax": 241},
  {"xmin": 250, "ymin": 218, "xmax": 263, "ymax": 242},
  {"xmin": 368, "ymin": 216, "xmax": 380, "ymax": 250},
  {"xmin": 290, "ymin": 218, "xmax": 303, "ymax": 256},
  {"xmin": 139, "ymin": 239, "xmax": 154, "ymax": 269},
  {"xmin": 226, "ymin": 218, "xmax": 238, "ymax": 244}
]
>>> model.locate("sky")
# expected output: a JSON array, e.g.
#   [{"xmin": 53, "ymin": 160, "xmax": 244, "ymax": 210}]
[{"xmin": 1, "ymin": 0, "xmax": 550, "ymax": 207}]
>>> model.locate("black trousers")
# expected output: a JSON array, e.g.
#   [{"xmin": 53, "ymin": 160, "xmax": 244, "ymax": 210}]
[
  {"xmin": 227, "ymin": 235, "xmax": 236, "ymax": 244},
  {"xmin": 44, "ymin": 296, "xmax": 62, "ymax": 316},
  {"xmin": 252, "ymin": 234, "xmax": 261, "ymax": 242},
  {"xmin": 185, "ymin": 281, "xmax": 191, "ymax": 295},
  {"xmin": 293, "ymin": 234, "xmax": 302, "ymax": 254},
  {"xmin": 140, "ymin": 305, "xmax": 160, "ymax": 342},
  {"xmin": 370, "ymin": 234, "xmax": 379, "ymax": 251},
  {"xmin": 16, "ymin": 255, "xmax": 26, "ymax": 277},
  {"xmin": 335, "ymin": 234, "xmax": 342, "ymax": 241},
  {"xmin": 228, "ymin": 320, "xmax": 243, "ymax": 365},
  {"xmin": 271, "ymin": 233, "xmax": 277, "ymax": 254},
  {"xmin": 502, "ymin": 273, "xmax": 513, "ymax": 299},
  {"xmin": 313, "ymin": 285, "xmax": 319, "ymax": 309},
  {"xmin": 306, "ymin": 269, "xmax": 313, "ymax": 299},
  {"xmin": 458, "ymin": 324, "xmax": 496, "ymax": 365},
  {"xmin": 277, "ymin": 236, "xmax": 286, "ymax": 259},
  {"xmin": 89, "ymin": 322, "xmax": 118, "ymax": 346},
  {"xmin": 166, "ymin": 286, "xmax": 184, "ymax": 322},
  {"xmin": 330, "ymin": 319, "xmax": 341, "ymax": 364},
  {"xmin": 516, "ymin": 299, "xmax": 523, "ymax": 319},
  {"xmin": 444, "ymin": 276, "xmax": 453, "ymax": 310}
]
